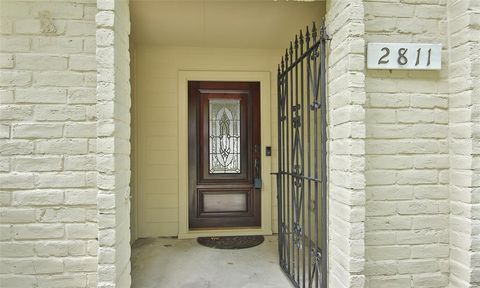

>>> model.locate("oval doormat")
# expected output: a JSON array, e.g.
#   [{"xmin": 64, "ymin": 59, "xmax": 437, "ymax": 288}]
[{"xmin": 197, "ymin": 235, "xmax": 264, "ymax": 249}]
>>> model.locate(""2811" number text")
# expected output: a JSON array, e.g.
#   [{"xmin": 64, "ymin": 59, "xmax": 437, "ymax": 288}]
[
  {"xmin": 367, "ymin": 43, "xmax": 441, "ymax": 70},
  {"xmin": 378, "ymin": 47, "xmax": 432, "ymax": 66}
]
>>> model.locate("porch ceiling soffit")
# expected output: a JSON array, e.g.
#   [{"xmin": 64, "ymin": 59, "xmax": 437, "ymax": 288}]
[{"xmin": 130, "ymin": 0, "xmax": 326, "ymax": 49}]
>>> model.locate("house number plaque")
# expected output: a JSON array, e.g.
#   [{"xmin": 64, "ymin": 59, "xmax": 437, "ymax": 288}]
[{"xmin": 367, "ymin": 43, "xmax": 442, "ymax": 70}]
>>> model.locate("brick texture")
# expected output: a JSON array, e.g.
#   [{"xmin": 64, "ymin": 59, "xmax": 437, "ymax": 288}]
[
  {"xmin": 364, "ymin": 1, "xmax": 450, "ymax": 287},
  {"xmin": 448, "ymin": 0, "xmax": 480, "ymax": 287},
  {"xmin": 1, "ymin": 1, "xmax": 479, "ymax": 287},
  {"xmin": 326, "ymin": 0, "xmax": 366, "ymax": 287},
  {"xmin": 95, "ymin": 0, "xmax": 132, "ymax": 287},
  {"xmin": 0, "ymin": 1, "xmax": 98, "ymax": 287}
]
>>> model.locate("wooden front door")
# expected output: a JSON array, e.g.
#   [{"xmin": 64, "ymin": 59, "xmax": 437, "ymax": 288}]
[{"xmin": 188, "ymin": 81, "xmax": 261, "ymax": 229}]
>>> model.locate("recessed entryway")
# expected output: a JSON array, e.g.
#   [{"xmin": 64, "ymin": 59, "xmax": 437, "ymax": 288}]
[
  {"xmin": 129, "ymin": 1, "xmax": 325, "ymax": 240},
  {"xmin": 129, "ymin": 1, "xmax": 327, "ymax": 287}
]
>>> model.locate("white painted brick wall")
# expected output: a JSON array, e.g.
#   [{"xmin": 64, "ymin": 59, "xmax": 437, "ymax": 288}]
[
  {"xmin": 0, "ymin": 1, "xmax": 98, "ymax": 287},
  {"xmin": 448, "ymin": 0, "xmax": 480, "ymax": 287},
  {"xmin": 364, "ymin": 0, "xmax": 450, "ymax": 287},
  {"xmin": 326, "ymin": 0, "xmax": 366, "ymax": 287},
  {"xmin": 95, "ymin": 0, "xmax": 132, "ymax": 287},
  {"xmin": 0, "ymin": 0, "xmax": 478, "ymax": 287}
]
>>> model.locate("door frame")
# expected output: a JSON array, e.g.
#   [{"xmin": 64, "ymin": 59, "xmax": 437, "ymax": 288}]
[{"xmin": 178, "ymin": 71, "xmax": 272, "ymax": 239}]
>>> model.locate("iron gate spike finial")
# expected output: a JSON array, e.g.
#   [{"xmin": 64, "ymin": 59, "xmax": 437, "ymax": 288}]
[
  {"xmin": 312, "ymin": 21, "xmax": 317, "ymax": 42},
  {"xmin": 294, "ymin": 35, "xmax": 299, "ymax": 50},
  {"xmin": 289, "ymin": 42, "xmax": 293, "ymax": 62},
  {"xmin": 281, "ymin": 56, "xmax": 285, "ymax": 72},
  {"xmin": 299, "ymin": 30, "xmax": 304, "ymax": 50},
  {"xmin": 285, "ymin": 49, "xmax": 289, "ymax": 63},
  {"xmin": 305, "ymin": 26, "xmax": 310, "ymax": 47}
]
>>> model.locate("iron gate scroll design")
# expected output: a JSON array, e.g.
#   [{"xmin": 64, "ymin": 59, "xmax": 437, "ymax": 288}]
[{"xmin": 275, "ymin": 21, "xmax": 328, "ymax": 288}]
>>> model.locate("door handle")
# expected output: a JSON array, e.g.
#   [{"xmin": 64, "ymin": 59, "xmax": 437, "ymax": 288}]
[{"xmin": 254, "ymin": 158, "xmax": 262, "ymax": 189}]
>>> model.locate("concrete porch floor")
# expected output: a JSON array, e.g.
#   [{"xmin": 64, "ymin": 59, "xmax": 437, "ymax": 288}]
[{"xmin": 131, "ymin": 235, "xmax": 292, "ymax": 288}]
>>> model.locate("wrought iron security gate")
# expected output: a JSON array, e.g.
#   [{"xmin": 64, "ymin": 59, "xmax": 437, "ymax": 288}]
[{"xmin": 275, "ymin": 21, "xmax": 328, "ymax": 288}]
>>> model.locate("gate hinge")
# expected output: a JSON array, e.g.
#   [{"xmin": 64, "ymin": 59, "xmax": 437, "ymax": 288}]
[{"xmin": 320, "ymin": 22, "xmax": 331, "ymax": 41}]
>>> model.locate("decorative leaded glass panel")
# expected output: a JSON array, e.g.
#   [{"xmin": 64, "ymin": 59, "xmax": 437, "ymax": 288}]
[{"xmin": 209, "ymin": 99, "xmax": 241, "ymax": 174}]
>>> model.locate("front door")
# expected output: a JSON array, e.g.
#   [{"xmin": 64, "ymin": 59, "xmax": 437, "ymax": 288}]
[{"xmin": 188, "ymin": 81, "xmax": 261, "ymax": 229}]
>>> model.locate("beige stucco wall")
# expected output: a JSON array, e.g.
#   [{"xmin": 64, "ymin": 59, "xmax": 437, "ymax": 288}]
[{"xmin": 131, "ymin": 46, "xmax": 283, "ymax": 238}]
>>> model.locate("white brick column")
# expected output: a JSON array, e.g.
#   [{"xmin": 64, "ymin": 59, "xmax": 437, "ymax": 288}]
[
  {"xmin": 325, "ymin": 0, "xmax": 367, "ymax": 287},
  {"xmin": 95, "ymin": 0, "xmax": 131, "ymax": 287},
  {"xmin": 472, "ymin": 3, "xmax": 480, "ymax": 283},
  {"xmin": 448, "ymin": 0, "xmax": 480, "ymax": 286}
]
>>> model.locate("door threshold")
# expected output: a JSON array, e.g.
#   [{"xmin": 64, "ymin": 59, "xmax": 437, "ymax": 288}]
[
  {"xmin": 190, "ymin": 226, "xmax": 260, "ymax": 231},
  {"xmin": 178, "ymin": 227, "xmax": 272, "ymax": 239}
]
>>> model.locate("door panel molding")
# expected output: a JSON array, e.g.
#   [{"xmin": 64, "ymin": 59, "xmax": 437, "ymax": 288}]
[
  {"xmin": 178, "ymin": 71, "xmax": 272, "ymax": 239},
  {"xmin": 200, "ymin": 189, "xmax": 251, "ymax": 214}
]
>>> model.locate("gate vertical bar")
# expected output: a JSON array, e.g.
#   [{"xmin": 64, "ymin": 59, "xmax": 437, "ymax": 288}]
[
  {"xmin": 312, "ymin": 21, "xmax": 319, "ymax": 288},
  {"xmin": 288, "ymin": 41, "xmax": 294, "ymax": 280},
  {"xmin": 282, "ymin": 54, "xmax": 288, "ymax": 274},
  {"xmin": 319, "ymin": 24, "xmax": 328, "ymax": 288},
  {"xmin": 283, "ymin": 48, "xmax": 292, "ymax": 273},
  {"xmin": 277, "ymin": 64, "xmax": 283, "ymax": 267},
  {"xmin": 299, "ymin": 30, "xmax": 306, "ymax": 288},
  {"xmin": 305, "ymin": 26, "xmax": 312, "ymax": 288},
  {"xmin": 293, "ymin": 36, "xmax": 300, "ymax": 286},
  {"xmin": 275, "ymin": 21, "xmax": 328, "ymax": 288}
]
